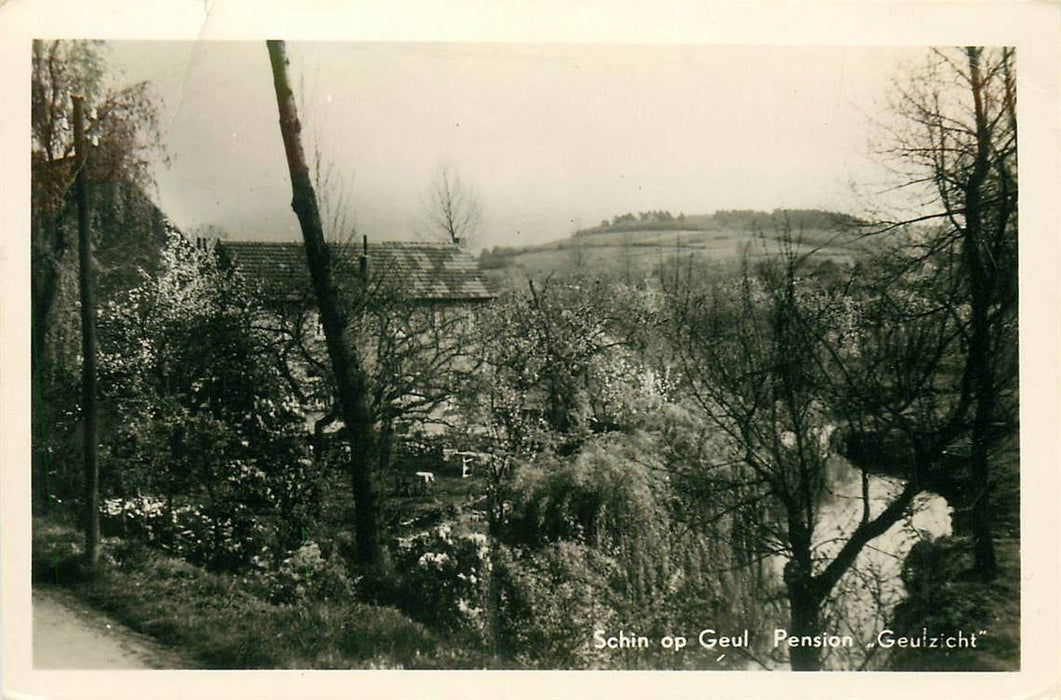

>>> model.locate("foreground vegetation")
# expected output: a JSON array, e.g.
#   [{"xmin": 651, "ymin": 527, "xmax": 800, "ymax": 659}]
[
  {"xmin": 33, "ymin": 518, "xmax": 460, "ymax": 669},
  {"xmin": 33, "ymin": 493, "xmax": 1020, "ymax": 671},
  {"xmin": 888, "ymin": 535, "xmax": 1020, "ymax": 671}
]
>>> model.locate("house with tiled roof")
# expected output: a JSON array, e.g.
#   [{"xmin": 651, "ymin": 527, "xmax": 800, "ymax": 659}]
[
  {"xmin": 216, "ymin": 239, "xmax": 495, "ymax": 304},
  {"xmin": 212, "ymin": 237, "xmax": 493, "ymax": 447}
]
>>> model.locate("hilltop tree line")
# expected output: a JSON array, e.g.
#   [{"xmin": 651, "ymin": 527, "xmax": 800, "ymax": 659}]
[
  {"xmin": 605, "ymin": 210, "xmax": 685, "ymax": 226},
  {"xmin": 711, "ymin": 209, "xmax": 865, "ymax": 231},
  {"xmin": 576, "ymin": 208, "xmax": 865, "ymax": 237}
]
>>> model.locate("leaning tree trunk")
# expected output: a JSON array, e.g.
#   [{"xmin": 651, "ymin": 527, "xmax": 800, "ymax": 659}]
[{"xmin": 266, "ymin": 40, "xmax": 382, "ymax": 567}]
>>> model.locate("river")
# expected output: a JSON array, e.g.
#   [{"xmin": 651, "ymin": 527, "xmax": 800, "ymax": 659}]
[{"xmin": 764, "ymin": 452, "xmax": 953, "ymax": 669}]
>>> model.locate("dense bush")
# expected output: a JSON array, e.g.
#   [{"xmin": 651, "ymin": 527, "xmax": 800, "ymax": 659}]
[
  {"xmin": 97, "ymin": 230, "xmax": 319, "ymax": 572},
  {"xmin": 494, "ymin": 541, "xmax": 618, "ymax": 668},
  {"xmin": 887, "ymin": 536, "xmax": 1020, "ymax": 671},
  {"xmin": 254, "ymin": 541, "xmax": 360, "ymax": 605},
  {"xmin": 102, "ymin": 496, "xmax": 270, "ymax": 571},
  {"xmin": 392, "ymin": 523, "xmax": 490, "ymax": 636}
]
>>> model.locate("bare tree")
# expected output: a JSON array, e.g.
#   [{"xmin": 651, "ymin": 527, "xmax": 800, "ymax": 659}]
[
  {"xmin": 665, "ymin": 227, "xmax": 977, "ymax": 670},
  {"xmin": 299, "ymin": 72, "xmax": 360, "ymax": 249},
  {"xmin": 423, "ymin": 162, "xmax": 482, "ymax": 247},
  {"xmin": 676, "ymin": 49, "xmax": 1022, "ymax": 666},
  {"xmin": 880, "ymin": 46, "xmax": 1018, "ymax": 577}
]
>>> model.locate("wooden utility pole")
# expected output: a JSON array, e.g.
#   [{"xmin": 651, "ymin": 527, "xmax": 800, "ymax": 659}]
[
  {"xmin": 73, "ymin": 95, "xmax": 100, "ymax": 569},
  {"xmin": 265, "ymin": 40, "xmax": 382, "ymax": 566}
]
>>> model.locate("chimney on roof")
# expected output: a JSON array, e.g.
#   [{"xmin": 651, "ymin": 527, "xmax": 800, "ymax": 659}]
[
  {"xmin": 452, "ymin": 235, "xmax": 462, "ymax": 247},
  {"xmin": 359, "ymin": 235, "xmax": 368, "ymax": 286}
]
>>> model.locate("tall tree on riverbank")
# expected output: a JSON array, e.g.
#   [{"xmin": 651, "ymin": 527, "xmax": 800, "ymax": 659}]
[
  {"xmin": 666, "ymin": 225, "xmax": 981, "ymax": 670},
  {"xmin": 883, "ymin": 46, "xmax": 1018, "ymax": 578},
  {"xmin": 266, "ymin": 40, "xmax": 382, "ymax": 566}
]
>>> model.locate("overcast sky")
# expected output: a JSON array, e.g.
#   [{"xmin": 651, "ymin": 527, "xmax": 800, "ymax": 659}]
[{"xmin": 104, "ymin": 41, "xmax": 927, "ymax": 250}]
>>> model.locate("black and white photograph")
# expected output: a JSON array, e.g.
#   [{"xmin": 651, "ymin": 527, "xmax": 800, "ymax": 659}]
[{"xmin": 3, "ymin": 2, "xmax": 1060, "ymax": 698}]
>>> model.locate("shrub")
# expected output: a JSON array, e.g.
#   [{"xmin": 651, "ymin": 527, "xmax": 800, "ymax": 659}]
[
  {"xmin": 392, "ymin": 523, "xmax": 489, "ymax": 636},
  {"xmin": 97, "ymin": 230, "xmax": 319, "ymax": 573},
  {"xmin": 889, "ymin": 536, "xmax": 1020, "ymax": 670},
  {"xmin": 494, "ymin": 541, "xmax": 618, "ymax": 668},
  {"xmin": 101, "ymin": 495, "xmax": 276, "ymax": 572},
  {"xmin": 256, "ymin": 541, "xmax": 359, "ymax": 605}
]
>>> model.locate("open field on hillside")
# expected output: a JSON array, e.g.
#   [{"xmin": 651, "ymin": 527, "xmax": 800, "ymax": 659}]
[{"xmin": 489, "ymin": 225, "xmax": 865, "ymax": 284}]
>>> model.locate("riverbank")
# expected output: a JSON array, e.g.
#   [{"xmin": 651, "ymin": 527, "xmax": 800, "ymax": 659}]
[{"xmin": 887, "ymin": 535, "xmax": 1020, "ymax": 671}]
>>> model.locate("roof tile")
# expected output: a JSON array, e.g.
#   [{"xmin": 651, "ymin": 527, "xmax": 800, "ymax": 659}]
[{"xmin": 218, "ymin": 240, "xmax": 495, "ymax": 302}]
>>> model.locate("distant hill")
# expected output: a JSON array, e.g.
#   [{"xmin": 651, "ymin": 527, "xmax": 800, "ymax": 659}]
[
  {"xmin": 573, "ymin": 208, "xmax": 864, "ymax": 237},
  {"xmin": 480, "ymin": 209, "xmax": 869, "ymax": 285}
]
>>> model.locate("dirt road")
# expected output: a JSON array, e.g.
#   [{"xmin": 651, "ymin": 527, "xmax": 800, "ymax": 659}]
[{"xmin": 33, "ymin": 587, "xmax": 191, "ymax": 669}]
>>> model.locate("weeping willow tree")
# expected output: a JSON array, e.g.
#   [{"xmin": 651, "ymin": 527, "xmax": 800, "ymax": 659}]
[{"xmin": 457, "ymin": 278, "xmax": 774, "ymax": 668}]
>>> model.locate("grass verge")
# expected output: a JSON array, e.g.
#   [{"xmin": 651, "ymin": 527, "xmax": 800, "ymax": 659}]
[{"xmin": 32, "ymin": 518, "xmax": 481, "ymax": 669}]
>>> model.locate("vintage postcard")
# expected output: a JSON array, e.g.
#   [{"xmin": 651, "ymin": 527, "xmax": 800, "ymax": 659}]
[{"xmin": 2, "ymin": 1, "xmax": 1058, "ymax": 698}]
